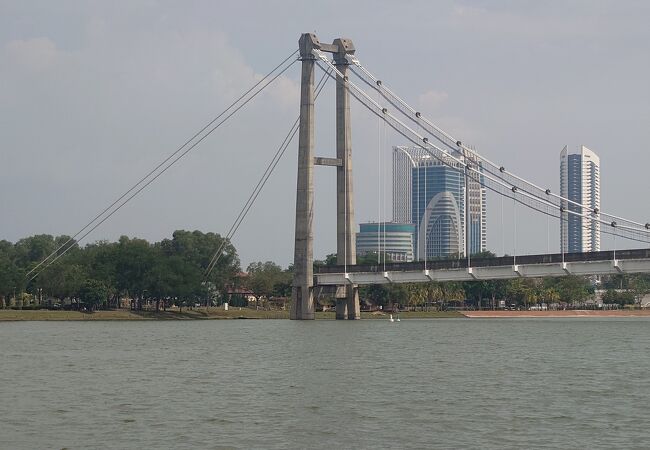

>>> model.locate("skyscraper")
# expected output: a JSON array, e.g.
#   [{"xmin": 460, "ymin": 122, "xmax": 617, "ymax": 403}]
[
  {"xmin": 392, "ymin": 146, "xmax": 487, "ymax": 259},
  {"xmin": 560, "ymin": 145, "xmax": 601, "ymax": 253}
]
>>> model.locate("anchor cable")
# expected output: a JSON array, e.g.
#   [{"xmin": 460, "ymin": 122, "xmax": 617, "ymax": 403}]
[
  {"xmin": 29, "ymin": 51, "xmax": 299, "ymax": 282},
  {"xmin": 204, "ymin": 67, "xmax": 332, "ymax": 279}
]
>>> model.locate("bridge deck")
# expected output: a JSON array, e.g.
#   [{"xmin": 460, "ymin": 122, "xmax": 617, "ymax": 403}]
[{"xmin": 314, "ymin": 249, "xmax": 650, "ymax": 285}]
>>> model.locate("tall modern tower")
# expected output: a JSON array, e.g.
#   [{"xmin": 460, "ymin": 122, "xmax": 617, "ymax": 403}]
[
  {"xmin": 560, "ymin": 145, "xmax": 601, "ymax": 253},
  {"xmin": 392, "ymin": 146, "xmax": 487, "ymax": 259}
]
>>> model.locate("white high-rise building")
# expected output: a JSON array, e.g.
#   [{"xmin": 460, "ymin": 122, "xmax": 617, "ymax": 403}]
[
  {"xmin": 560, "ymin": 145, "xmax": 601, "ymax": 253},
  {"xmin": 392, "ymin": 146, "xmax": 487, "ymax": 259}
]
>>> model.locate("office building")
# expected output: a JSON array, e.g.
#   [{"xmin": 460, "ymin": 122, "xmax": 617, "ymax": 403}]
[
  {"xmin": 560, "ymin": 145, "xmax": 601, "ymax": 253},
  {"xmin": 356, "ymin": 222, "xmax": 416, "ymax": 262},
  {"xmin": 392, "ymin": 146, "xmax": 487, "ymax": 259}
]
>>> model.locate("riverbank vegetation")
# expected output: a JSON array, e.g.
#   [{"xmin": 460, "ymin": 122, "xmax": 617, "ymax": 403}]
[
  {"xmin": 0, "ymin": 231, "xmax": 239, "ymax": 311},
  {"xmin": 2, "ymin": 232, "xmax": 649, "ymax": 314}
]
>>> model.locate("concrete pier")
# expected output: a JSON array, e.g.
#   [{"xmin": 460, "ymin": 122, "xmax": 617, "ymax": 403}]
[
  {"xmin": 333, "ymin": 38, "xmax": 360, "ymax": 320},
  {"xmin": 291, "ymin": 33, "xmax": 360, "ymax": 320},
  {"xmin": 290, "ymin": 33, "xmax": 318, "ymax": 320}
]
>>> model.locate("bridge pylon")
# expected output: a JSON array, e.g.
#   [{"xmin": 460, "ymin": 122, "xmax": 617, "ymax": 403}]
[{"xmin": 291, "ymin": 33, "xmax": 359, "ymax": 320}]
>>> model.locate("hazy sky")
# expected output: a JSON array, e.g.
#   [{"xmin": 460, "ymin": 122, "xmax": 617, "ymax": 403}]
[{"xmin": 2, "ymin": 0, "xmax": 649, "ymax": 268}]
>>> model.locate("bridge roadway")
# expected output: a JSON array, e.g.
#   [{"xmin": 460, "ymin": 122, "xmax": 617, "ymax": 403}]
[{"xmin": 314, "ymin": 248, "xmax": 650, "ymax": 286}]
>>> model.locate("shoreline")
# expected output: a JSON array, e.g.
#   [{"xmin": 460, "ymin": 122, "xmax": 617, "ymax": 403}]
[
  {"xmin": 461, "ymin": 310, "xmax": 650, "ymax": 318},
  {"xmin": 3, "ymin": 309, "xmax": 649, "ymax": 321},
  {"xmin": 0, "ymin": 309, "xmax": 462, "ymax": 321}
]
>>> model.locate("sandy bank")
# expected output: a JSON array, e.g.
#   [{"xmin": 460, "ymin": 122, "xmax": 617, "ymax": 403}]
[{"xmin": 461, "ymin": 310, "xmax": 650, "ymax": 318}]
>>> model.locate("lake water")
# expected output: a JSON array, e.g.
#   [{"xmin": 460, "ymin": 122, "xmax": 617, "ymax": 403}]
[{"xmin": 2, "ymin": 318, "xmax": 650, "ymax": 449}]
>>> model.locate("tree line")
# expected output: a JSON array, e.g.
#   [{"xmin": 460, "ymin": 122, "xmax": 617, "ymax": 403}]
[
  {"xmin": 0, "ymin": 230, "xmax": 239, "ymax": 310},
  {"xmin": 241, "ymin": 251, "xmax": 650, "ymax": 310},
  {"xmin": 2, "ymin": 233, "xmax": 649, "ymax": 311}
]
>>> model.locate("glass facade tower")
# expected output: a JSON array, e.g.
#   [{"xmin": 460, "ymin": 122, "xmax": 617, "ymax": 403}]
[
  {"xmin": 560, "ymin": 145, "xmax": 600, "ymax": 253},
  {"xmin": 393, "ymin": 146, "xmax": 487, "ymax": 259}
]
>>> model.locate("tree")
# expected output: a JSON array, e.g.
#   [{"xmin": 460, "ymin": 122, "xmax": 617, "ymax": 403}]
[
  {"xmin": 543, "ymin": 287, "xmax": 561, "ymax": 306},
  {"xmin": 314, "ymin": 253, "xmax": 337, "ymax": 267},
  {"xmin": 39, "ymin": 263, "xmax": 87, "ymax": 302},
  {"xmin": 161, "ymin": 230, "xmax": 240, "ymax": 305},
  {"xmin": 549, "ymin": 276, "xmax": 592, "ymax": 304},
  {"xmin": 361, "ymin": 284, "xmax": 389, "ymax": 307},
  {"xmin": 114, "ymin": 236, "xmax": 156, "ymax": 309},
  {"xmin": 602, "ymin": 289, "xmax": 635, "ymax": 306},
  {"xmin": 79, "ymin": 279, "xmax": 109, "ymax": 311},
  {"xmin": 79, "ymin": 241, "xmax": 119, "ymax": 308},
  {"xmin": 0, "ymin": 245, "xmax": 22, "ymax": 307},
  {"xmin": 629, "ymin": 275, "xmax": 650, "ymax": 307},
  {"xmin": 2, "ymin": 230, "xmax": 242, "ymax": 312},
  {"xmin": 246, "ymin": 261, "xmax": 291, "ymax": 300}
]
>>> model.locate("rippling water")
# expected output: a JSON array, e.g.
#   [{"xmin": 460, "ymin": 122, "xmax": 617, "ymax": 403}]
[{"xmin": 2, "ymin": 318, "xmax": 650, "ymax": 449}]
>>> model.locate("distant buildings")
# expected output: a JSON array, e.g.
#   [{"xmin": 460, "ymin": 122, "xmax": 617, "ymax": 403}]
[
  {"xmin": 392, "ymin": 146, "xmax": 487, "ymax": 259},
  {"xmin": 560, "ymin": 145, "xmax": 601, "ymax": 253},
  {"xmin": 356, "ymin": 222, "xmax": 416, "ymax": 262}
]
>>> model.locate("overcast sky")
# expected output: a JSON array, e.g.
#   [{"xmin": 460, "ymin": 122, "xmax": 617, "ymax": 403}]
[{"xmin": 1, "ymin": 0, "xmax": 649, "ymax": 268}]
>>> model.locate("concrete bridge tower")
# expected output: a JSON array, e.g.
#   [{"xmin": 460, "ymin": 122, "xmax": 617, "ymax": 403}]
[{"xmin": 291, "ymin": 33, "xmax": 359, "ymax": 320}]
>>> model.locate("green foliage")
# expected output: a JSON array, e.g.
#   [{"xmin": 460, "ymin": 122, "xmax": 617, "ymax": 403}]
[
  {"xmin": 602, "ymin": 289, "xmax": 636, "ymax": 305},
  {"xmin": 357, "ymin": 252, "xmax": 393, "ymax": 265},
  {"xmin": 314, "ymin": 253, "xmax": 337, "ymax": 267},
  {"xmin": 361, "ymin": 284, "xmax": 390, "ymax": 306},
  {"xmin": 79, "ymin": 279, "xmax": 109, "ymax": 310},
  {"xmin": 0, "ymin": 243, "xmax": 23, "ymax": 301},
  {"xmin": 2, "ymin": 230, "xmax": 241, "ymax": 310},
  {"xmin": 245, "ymin": 261, "xmax": 291, "ymax": 298},
  {"xmin": 546, "ymin": 276, "xmax": 592, "ymax": 303},
  {"xmin": 601, "ymin": 274, "xmax": 650, "ymax": 306},
  {"xmin": 358, "ymin": 274, "xmax": 604, "ymax": 310}
]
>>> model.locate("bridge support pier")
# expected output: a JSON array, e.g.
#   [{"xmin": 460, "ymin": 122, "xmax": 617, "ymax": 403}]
[
  {"xmin": 291, "ymin": 33, "xmax": 359, "ymax": 320},
  {"xmin": 291, "ymin": 34, "xmax": 317, "ymax": 320},
  {"xmin": 334, "ymin": 38, "xmax": 360, "ymax": 320}
]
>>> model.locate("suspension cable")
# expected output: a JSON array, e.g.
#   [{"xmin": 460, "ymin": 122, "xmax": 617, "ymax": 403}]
[
  {"xmin": 204, "ymin": 67, "xmax": 332, "ymax": 279},
  {"xmin": 377, "ymin": 84, "xmax": 382, "ymax": 263},
  {"xmin": 513, "ymin": 191, "xmax": 517, "ymax": 266},
  {"xmin": 501, "ymin": 195, "xmax": 505, "ymax": 256},
  {"xmin": 26, "ymin": 50, "xmax": 299, "ymax": 279},
  {"xmin": 377, "ymin": 83, "xmax": 383, "ymax": 265},
  {"xmin": 30, "ymin": 52, "xmax": 299, "ymax": 283},
  {"xmin": 313, "ymin": 53, "xmax": 649, "ymax": 245},
  {"xmin": 347, "ymin": 56, "xmax": 649, "ymax": 233}
]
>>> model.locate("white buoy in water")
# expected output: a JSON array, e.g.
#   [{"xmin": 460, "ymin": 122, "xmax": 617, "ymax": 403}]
[{"xmin": 389, "ymin": 314, "xmax": 394, "ymax": 322}]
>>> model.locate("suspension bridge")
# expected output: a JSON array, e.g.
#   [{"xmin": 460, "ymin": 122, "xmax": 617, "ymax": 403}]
[
  {"xmin": 26, "ymin": 33, "xmax": 650, "ymax": 320},
  {"xmin": 289, "ymin": 33, "xmax": 650, "ymax": 319}
]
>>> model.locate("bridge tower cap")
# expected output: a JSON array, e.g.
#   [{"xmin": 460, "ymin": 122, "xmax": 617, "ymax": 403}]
[
  {"xmin": 299, "ymin": 33, "xmax": 321, "ymax": 58},
  {"xmin": 332, "ymin": 38, "xmax": 355, "ymax": 53}
]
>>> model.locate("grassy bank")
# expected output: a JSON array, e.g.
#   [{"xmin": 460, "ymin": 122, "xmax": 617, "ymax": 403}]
[{"xmin": 0, "ymin": 309, "xmax": 463, "ymax": 321}]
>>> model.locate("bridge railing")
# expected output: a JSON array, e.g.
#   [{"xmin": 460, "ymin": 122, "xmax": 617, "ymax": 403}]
[{"xmin": 314, "ymin": 248, "xmax": 650, "ymax": 274}]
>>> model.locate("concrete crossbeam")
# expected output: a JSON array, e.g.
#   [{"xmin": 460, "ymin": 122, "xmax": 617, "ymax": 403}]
[{"xmin": 314, "ymin": 157, "xmax": 343, "ymax": 167}]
